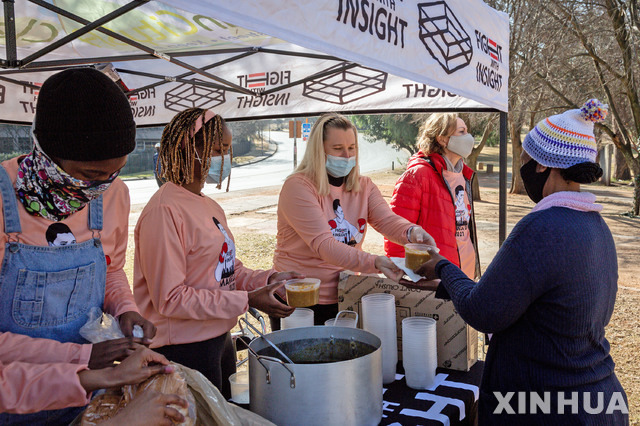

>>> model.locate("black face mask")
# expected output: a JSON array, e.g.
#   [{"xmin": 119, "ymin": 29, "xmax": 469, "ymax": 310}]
[{"xmin": 520, "ymin": 159, "xmax": 551, "ymax": 203}]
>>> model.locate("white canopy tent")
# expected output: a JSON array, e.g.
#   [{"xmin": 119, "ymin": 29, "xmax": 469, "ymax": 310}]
[{"xmin": 0, "ymin": 0, "xmax": 510, "ymax": 242}]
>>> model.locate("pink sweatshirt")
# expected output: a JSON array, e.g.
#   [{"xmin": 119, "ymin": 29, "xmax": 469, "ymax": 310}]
[
  {"xmin": 0, "ymin": 158, "xmax": 139, "ymax": 318},
  {"xmin": 134, "ymin": 182, "xmax": 273, "ymax": 348},
  {"xmin": 0, "ymin": 332, "xmax": 91, "ymax": 413},
  {"xmin": 274, "ymin": 173, "xmax": 413, "ymax": 304},
  {"xmin": 0, "ymin": 361, "xmax": 89, "ymax": 414}
]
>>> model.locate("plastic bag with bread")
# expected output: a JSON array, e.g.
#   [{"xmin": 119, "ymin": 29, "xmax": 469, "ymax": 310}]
[{"xmin": 80, "ymin": 363, "xmax": 196, "ymax": 426}]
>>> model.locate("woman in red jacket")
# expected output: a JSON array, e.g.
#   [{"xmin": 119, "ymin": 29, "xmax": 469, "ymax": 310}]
[{"xmin": 384, "ymin": 113, "xmax": 480, "ymax": 279}]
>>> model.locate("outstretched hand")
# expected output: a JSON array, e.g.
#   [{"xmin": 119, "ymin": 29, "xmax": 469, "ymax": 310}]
[
  {"xmin": 103, "ymin": 389, "xmax": 188, "ymax": 426},
  {"xmin": 410, "ymin": 247, "xmax": 447, "ymax": 282},
  {"xmin": 375, "ymin": 256, "xmax": 404, "ymax": 282},
  {"xmin": 409, "ymin": 226, "xmax": 437, "ymax": 247},
  {"xmin": 248, "ymin": 281, "xmax": 296, "ymax": 318},
  {"xmin": 398, "ymin": 278, "xmax": 441, "ymax": 291},
  {"xmin": 268, "ymin": 271, "xmax": 305, "ymax": 299}
]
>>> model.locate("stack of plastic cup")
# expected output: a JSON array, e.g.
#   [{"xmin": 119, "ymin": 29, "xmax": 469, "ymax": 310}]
[
  {"xmin": 402, "ymin": 317, "xmax": 437, "ymax": 389},
  {"xmin": 324, "ymin": 310, "xmax": 358, "ymax": 328},
  {"xmin": 361, "ymin": 293, "xmax": 397, "ymax": 384},
  {"xmin": 324, "ymin": 317, "xmax": 357, "ymax": 327},
  {"xmin": 281, "ymin": 308, "xmax": 314, "ymax": 329}
]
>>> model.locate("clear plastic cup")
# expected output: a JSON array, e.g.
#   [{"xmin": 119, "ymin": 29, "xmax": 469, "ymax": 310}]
[
  {"xmin": 229, "ymin": 370, "xmax": 250, "ymax": 404},
  {"xmin": 402, "ymin": 317, "xmax": 437, "ymax": 390},
  {"xmin": 284, "ymin": 278, "xmax": 321, "ymax": 308},
  {"xmin": 281, "ymin": 308, "xmax": 314, "ymax": 329},
  {"xmin": 324, "ymin": 310, "xmax": 358, "ymax": 328},
  {"xmin": 404, "ymin": 244, "xmax": 439, "ymax": 271},
  {"xmin": 361, "ymin": 293, "xmax": 397, "ymax": 384}
]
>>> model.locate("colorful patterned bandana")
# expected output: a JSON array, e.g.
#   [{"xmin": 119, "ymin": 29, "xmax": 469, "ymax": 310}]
[{"xmin": 15, "ymin": 137, "xmax": 118, "ymax": 221}]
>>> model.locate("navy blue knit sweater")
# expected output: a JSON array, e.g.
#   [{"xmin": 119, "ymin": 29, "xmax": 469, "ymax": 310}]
[{"xmin": 436, "ymin": 206, "xmax": 628, "ymax": 425}]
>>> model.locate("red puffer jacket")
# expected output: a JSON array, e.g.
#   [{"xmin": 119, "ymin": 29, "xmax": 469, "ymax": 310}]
[{"xmin": 384, "ymin": 152, "xmax": 479, "ymax": 276}]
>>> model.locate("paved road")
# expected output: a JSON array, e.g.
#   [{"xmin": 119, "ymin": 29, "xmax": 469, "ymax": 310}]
[{"xmin": 125, "ymin": 131, "xmax": 409, "ymax": 208}]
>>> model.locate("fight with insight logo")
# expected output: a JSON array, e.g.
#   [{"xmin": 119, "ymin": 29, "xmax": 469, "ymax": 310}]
[
  {"xmin": 493, "ymin": 391, "xmax": 628, "ymax": 416},
  {"xmin": 236, "ymin": 70, "xmax": 292, "ymax": 93}
]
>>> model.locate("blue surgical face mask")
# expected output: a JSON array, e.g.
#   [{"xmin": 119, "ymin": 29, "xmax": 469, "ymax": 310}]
[
  {"xmin": 325, "ymin": 154, "xmax": 356, "ymax": 178},
  {"xmin": 206, "ymin": 155, "xmax": 232, "ymax": 185}
]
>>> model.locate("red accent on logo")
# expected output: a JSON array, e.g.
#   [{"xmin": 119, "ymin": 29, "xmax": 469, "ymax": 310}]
[
  {"xmin": 328, "ymin": 220, "xmax": 337, "ymax": 229},
  {"xmin": 105, "ymin": 255, "xmax": 111, "ymax": 266}
]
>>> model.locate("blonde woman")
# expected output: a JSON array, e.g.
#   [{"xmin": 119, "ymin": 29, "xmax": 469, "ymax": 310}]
[
  {"xmin": 272, "ymin": 113, "xmax": 435, "ymax": 327},
  {"xmin": 384, "ymin": 113, "xmax": 480, "ymax": 280},
  {"xmin": 133, "ymin": 108, "xmax": 297, "ymax": 399}
]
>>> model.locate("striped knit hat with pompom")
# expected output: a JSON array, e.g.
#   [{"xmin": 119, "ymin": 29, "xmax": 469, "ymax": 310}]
[{"xmin": 523, "ymin": 99, "xmax": 608, "ymax": 168}]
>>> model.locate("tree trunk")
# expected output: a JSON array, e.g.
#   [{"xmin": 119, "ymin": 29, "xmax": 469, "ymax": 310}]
[
  {"xmin": 614, "ymin": 143, "xmax": 631, "ymax": 181},
  {"xmin": 634, "ymin": 174, "xmax": 640, "ymax": 216},
  {"xmin": 509, "ymin": 120, "xmax": 526, "ymax": 194}
]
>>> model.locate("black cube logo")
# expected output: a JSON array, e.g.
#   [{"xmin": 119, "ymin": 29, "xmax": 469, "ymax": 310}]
[
  {"xmin": 418, "ymin": 1, "xmax": 473, "ymax": 74},
  {"xmin": 302, "ymin": 64, "xmax": 387, "ymax": 105},
  {"xmin": 164, "ymin": 79, "xmax": 226, "ymax": 112}
]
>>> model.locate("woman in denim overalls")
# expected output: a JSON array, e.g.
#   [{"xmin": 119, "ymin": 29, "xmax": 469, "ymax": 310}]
[{"xmin": 0, "ymin": 68, "xmax": 155, "ymax": 425}]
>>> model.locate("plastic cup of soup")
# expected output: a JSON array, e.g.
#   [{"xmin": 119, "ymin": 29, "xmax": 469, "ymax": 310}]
[
  {"xmin": 284, "ymin": 278, "xmax": 321, "ymax": 308},
  {"xmin": 404, "ymin": 244, "xmax": 438, "ymax": 271}
]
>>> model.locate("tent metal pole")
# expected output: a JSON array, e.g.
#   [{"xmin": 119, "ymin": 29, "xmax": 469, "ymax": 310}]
[
  {"xmin": 20, "ymin": 48, "xmax": 258, "ymax": 70},
  {"xmin": 117, "ymin": 68, "xmax": 245, "ymax": 94},
  {"xmin": 499, "ymin": 111, "xmax": 508, "ymax": 246},
  {"xmin": 23, "ymin": 0, "xmax": 148, "ymax": 67},
  {"xmin": 0, "ymin": 75, "xmax": 39, "ymax": 90},
  {"xmin": 27, "ymin": 0, "xmax": 255, "ymax": 96},
  {"xmin": 122, "ymin": 51, "xmax": 258, "ymax": 95},
  {"xmin": 2, "ymin": 0, "xmax": 17, "ymax": 68},
  {"xmin": 258, "ymin": 48, "xmax": 342, "ymax": 61}
]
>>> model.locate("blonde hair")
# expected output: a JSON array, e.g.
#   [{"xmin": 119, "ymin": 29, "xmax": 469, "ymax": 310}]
[
  {"xmin": 159, "ymin": 108, "xmax": 232, "ymax": 190},
  {"xmin": 293, "ymin": 113, "xmax": 361, "ymax": 196},
  {"xmin": 416, "ymin": 113, "xmax": 459, "ymax": 155}
]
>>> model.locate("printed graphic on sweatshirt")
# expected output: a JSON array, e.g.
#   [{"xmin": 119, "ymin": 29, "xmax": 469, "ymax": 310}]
[
  {"xmin": 328, "ymin": 199, "xmax": 366, "ymax": 246},
  {"xmin": 45, "ymin": 222, "xmax": 76, "ymax": 247},
  {"xmin": 454, "ymin": 185, "xmax": 470, "ymax": 237},
  {"xmin": 213, "ymin": 217, "xmax": 236, "ymax": 289}
]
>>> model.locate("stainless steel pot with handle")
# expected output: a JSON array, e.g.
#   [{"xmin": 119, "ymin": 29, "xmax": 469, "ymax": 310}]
[{"xmin": 248, "ymin": 326, "xmax": 382, "ymax": 426}]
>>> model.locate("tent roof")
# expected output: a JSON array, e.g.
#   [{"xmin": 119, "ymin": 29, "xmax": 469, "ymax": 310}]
[{"xmin": 0, "ymin": 0, "xmax": 509, "ymax": 126}]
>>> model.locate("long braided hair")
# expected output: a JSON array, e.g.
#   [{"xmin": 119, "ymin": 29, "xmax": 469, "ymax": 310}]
[{"xmin": 158, "ymin": 108, "xmax": 232, "ymax": 190}]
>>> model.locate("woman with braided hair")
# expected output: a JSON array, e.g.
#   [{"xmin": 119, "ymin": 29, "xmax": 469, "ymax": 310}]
[
  {"xmin": 133, "ymin": 108, "xmax": 297, "ymax": 399},
  {"xmin": 402, "ymin": 100, "xmax": 628, "ymax": 424}
]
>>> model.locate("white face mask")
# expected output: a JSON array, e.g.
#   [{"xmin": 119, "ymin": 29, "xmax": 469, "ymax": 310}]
[
  {"xmin": 447, "ymin": 133, "xmax": 475, "ymax": 158},
  {"xmin": 325, "ymin": 154, "xmax": 356, "ymax": 177},
  {"xmin": 206, "ymin": 155, "xmax": 232, "ymax": 184}
]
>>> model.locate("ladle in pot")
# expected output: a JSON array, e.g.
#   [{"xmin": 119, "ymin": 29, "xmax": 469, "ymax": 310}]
[{"xmin": 238, "ymin": 316, "xmax": 295, "ymax": 364}]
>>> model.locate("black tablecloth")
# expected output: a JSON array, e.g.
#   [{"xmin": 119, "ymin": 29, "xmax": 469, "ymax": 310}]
[{"xmin": 380, "ymin": 361, "xmax": 484, "ymax": 426}]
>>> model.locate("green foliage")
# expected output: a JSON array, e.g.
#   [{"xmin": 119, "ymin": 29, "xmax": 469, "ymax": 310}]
[
  {"xmin": 351, "ymin": 114, "xmax": 424, "ymax": 153},
  {"xmin": 0, "ymin": 152, "xmax": 26, "ymax": 162}
]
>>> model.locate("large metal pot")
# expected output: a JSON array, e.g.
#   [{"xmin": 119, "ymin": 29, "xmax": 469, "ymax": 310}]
[{"xmin": 248, "ymin": 326, "xmax": 382, "ymax": 426}]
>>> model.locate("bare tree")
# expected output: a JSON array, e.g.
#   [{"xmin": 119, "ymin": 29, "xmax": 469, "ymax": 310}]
[{"xmin": 539, "ymin": 0, "xmax": 640, "ymax": 214}]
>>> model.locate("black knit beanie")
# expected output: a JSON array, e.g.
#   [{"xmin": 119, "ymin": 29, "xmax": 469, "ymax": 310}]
[{"xmin": 34, "ymin": 68, "xmax": 136, "ymax": 161}]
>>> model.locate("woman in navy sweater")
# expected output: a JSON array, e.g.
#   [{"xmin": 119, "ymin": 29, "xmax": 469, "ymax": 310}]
[{"xmin": 404, "ymin": 100, "xmax": 628, "ymax": 425}]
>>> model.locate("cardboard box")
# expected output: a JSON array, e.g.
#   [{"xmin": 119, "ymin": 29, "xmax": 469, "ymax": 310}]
[{"xmin": 338, "ymin": 272, "xmax": 477, "ymax": 372}]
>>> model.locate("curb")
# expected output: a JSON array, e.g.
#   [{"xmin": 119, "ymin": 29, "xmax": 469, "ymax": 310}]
[{"xmin": 233, "ymin": 141, "xmax": 278, "ymax": 168}]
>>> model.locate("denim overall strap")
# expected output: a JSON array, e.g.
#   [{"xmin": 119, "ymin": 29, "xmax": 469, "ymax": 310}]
[
  {"xmin": 88, "ymin": 195, "xmax": 103, "ymax": 231},
  {"xmin": 0, "ymin": 165, "xmax": 22, "ymax": 235},
  {"xmin": 0, "ymin": 166, "xmax": 108, "ymax": 425}
]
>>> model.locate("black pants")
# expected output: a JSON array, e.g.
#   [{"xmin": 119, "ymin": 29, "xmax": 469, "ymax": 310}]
[
  {"xmin": 269, "ymin": 296, "xmax": 339, "ymax": 331},
  {"xmin": 154, "ymin": 333, "xmax": 236, "ymax": 400}
]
